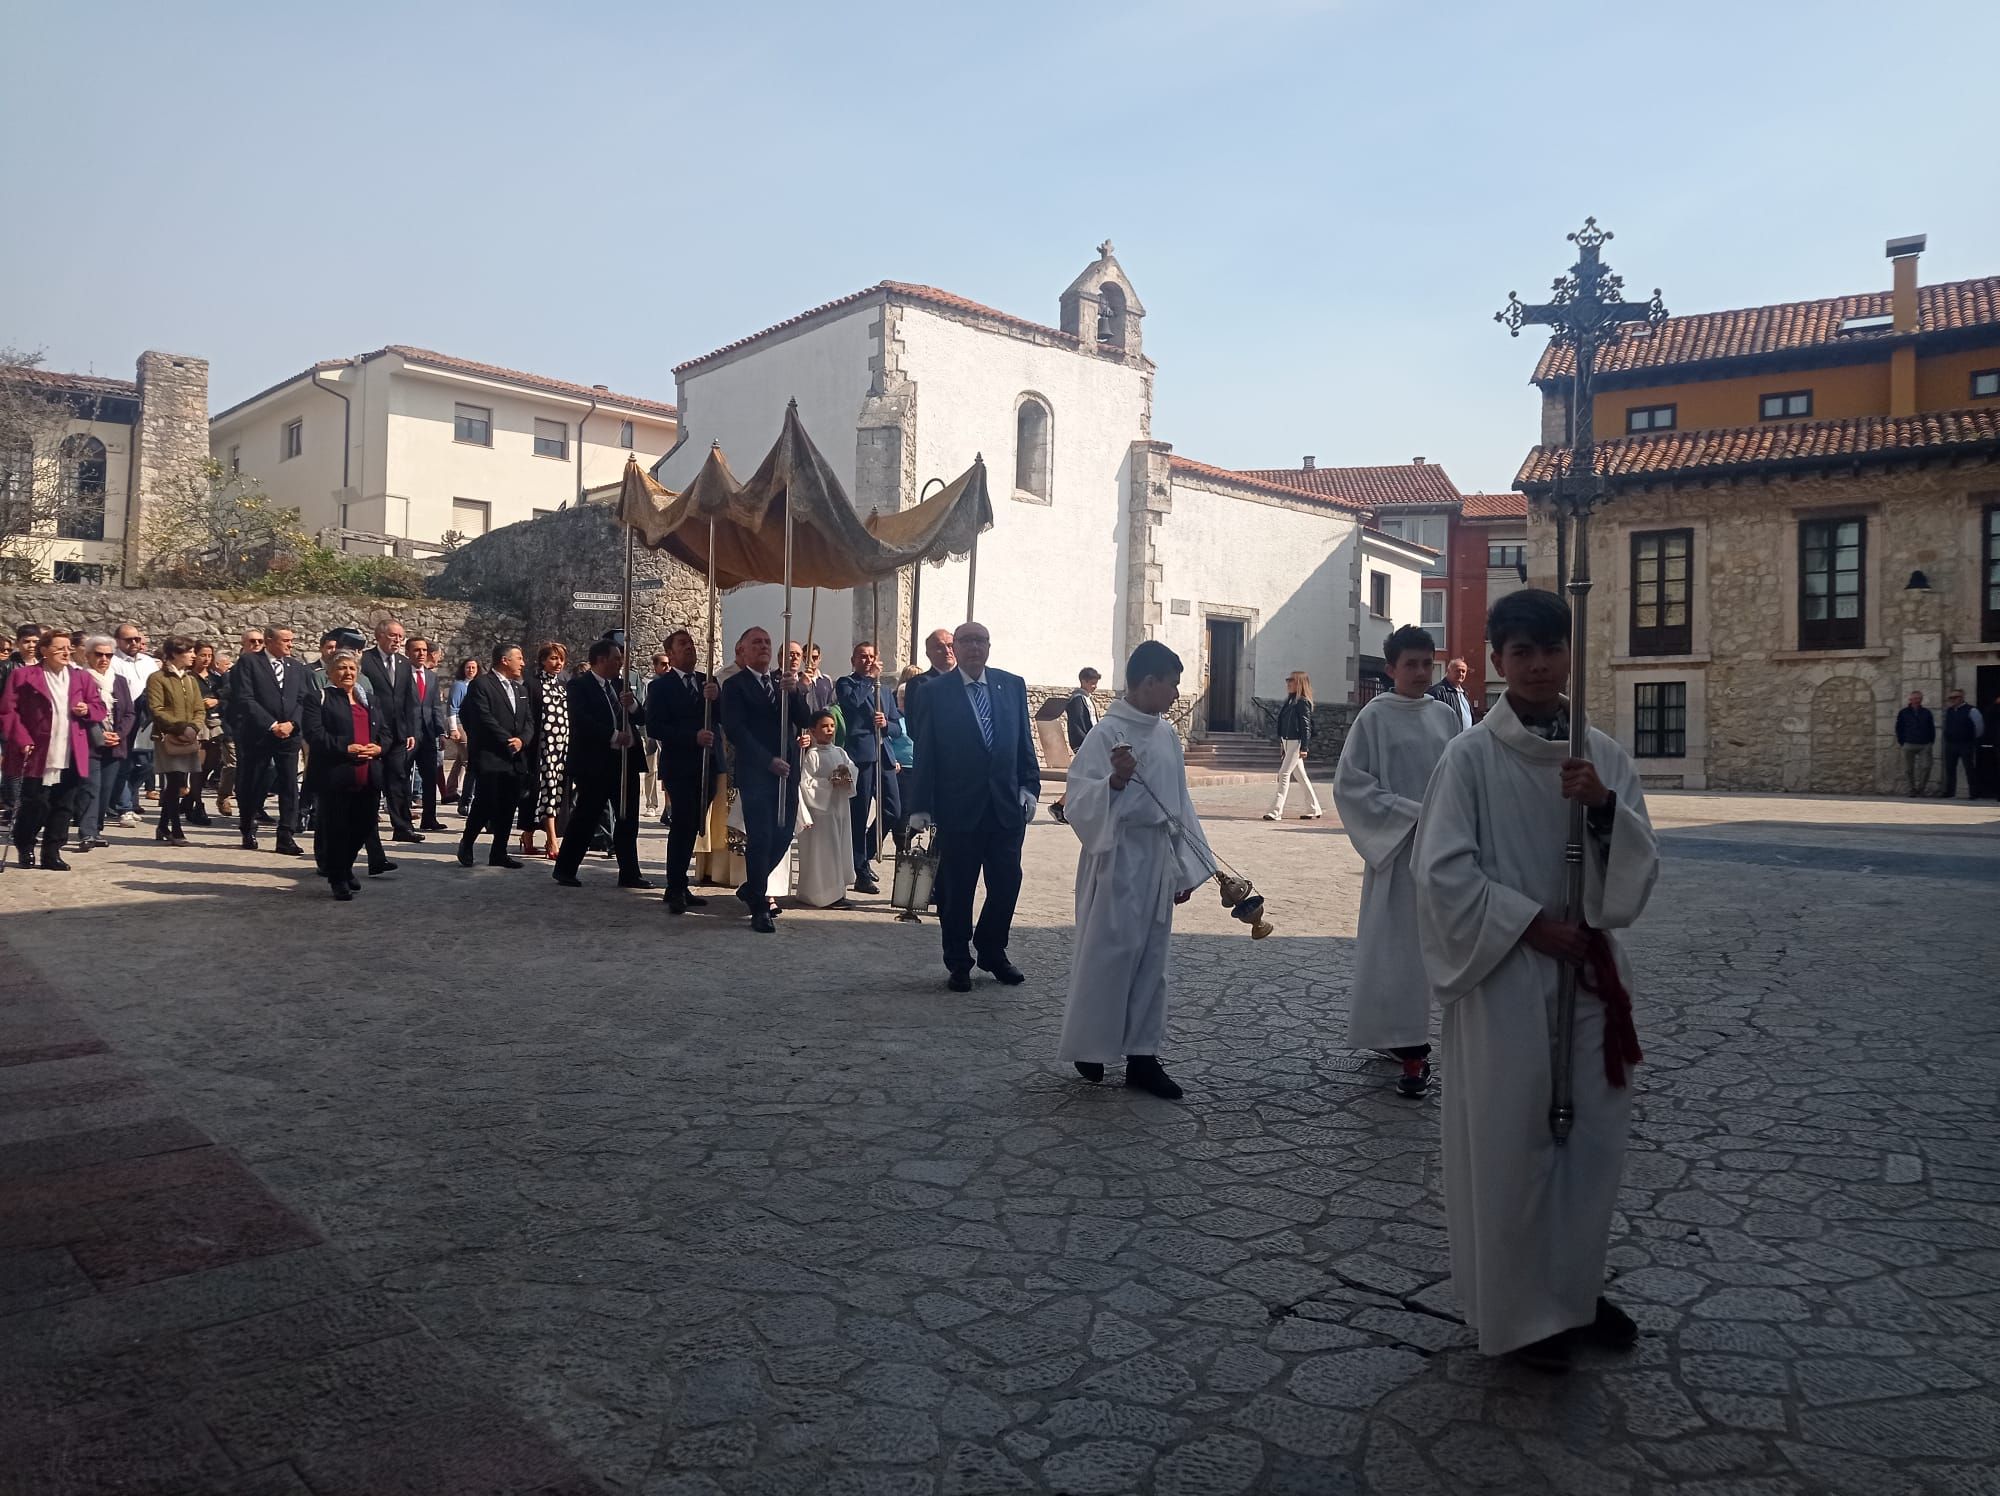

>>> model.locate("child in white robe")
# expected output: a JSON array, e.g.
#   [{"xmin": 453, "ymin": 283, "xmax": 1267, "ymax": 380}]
[
  {"xmin": 1057, "ymin": 642, "xmax": 1213, "ymax": 1100},
  {"xmin": 794, "ymin": 709, "xmax": 857, "ymax": 908},
  {"xmin": 1412, "ymin": 588, "xmax": 1659, "ymax": 1372},
  {"xmin": 1334, "ymin": 625, "xmax": 1461, "ymax": 1097}
]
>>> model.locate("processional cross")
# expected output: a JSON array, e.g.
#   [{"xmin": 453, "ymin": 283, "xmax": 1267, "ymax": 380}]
[{"xmin": 1494, "ymin": 219, "xmax": 1665, "ymax": 1144}]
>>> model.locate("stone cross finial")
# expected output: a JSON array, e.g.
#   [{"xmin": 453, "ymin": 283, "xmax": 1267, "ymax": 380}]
[{"xmin": 1098, "ymin": 240, "xmax": 1115, "ymax": 260}]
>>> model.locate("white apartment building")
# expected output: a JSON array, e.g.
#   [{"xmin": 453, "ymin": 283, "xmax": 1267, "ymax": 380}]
[{"xmin": 208, "ymin": 345, "xmax": 677, "ymax": 550}]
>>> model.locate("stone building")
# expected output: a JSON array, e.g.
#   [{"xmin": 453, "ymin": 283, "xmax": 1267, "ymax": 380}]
[
  {"xmin": 1515, "ymin": 236, "xmax": 2000, "ymax": 793},
  {"xmin": 0, "ymin": 351, "xmax": 209, "ymax": 585},
  {"xmin": 658, "ymin": 244, "xmax": 1429, "ymax": 721},
  {"xmin": 207, "ymin": 346, "xmax": 678, "ymax": 553}
]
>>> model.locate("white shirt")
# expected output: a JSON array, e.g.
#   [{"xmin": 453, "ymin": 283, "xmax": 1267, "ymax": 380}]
[
  {"xmin": 87, "ymin": 665, "xmax": 117, "ymax": 716},
  {"xmin": 957, "ymin": 667, "xmax": 987, "ymax": 687},
  {"xmin": 41, "ymin": 667, "xmax": 73, "ymax": 782},
  {"xmin": 498, "ymin": 676, "xmax": 519, "ymax": 715},
  {"xmin": 110, "ymin": 649, "xmax": 158, "ymax": 698}
]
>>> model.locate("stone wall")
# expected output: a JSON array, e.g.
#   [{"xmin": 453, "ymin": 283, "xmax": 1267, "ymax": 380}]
[
  {"xmin": 125, "ymin": 353, "xmax": 210, "ymax": 580},
  {"xmin": 1250, "ymin": 697, "xmax": 1361, "ymax": 763},
  {"xmin": 1528, "ymin": 459, "xmax": 2000, "ymax": 794},
  {"xmin": 0, "ymin": 583, "xmax": 504, "ymax": 665}
]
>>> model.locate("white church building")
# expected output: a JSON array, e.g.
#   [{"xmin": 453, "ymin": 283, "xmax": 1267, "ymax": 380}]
[{"xmin": 660, "ymin": 244, "xmax": 1430, "ymax": 731}]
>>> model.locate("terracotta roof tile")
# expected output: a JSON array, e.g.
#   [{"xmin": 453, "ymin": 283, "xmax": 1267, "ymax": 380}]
[
  {"xmin": 1236, "ymin": 461, "xmax": 1463, "ymax": 509},
  {"xmin": 212, "ymin": 347, "xmax": 677, "ymax": 425},
  {"xmin": 1168, "ymin": 454, "xmax": 1365, "ymax": 511},
  {"xmin": 673, "ymin": 281, "xmax": 1095, "ymax": 375},
  {"xmin": 1, "ymin": 367, "xmax": 140, "ymax": 399},
  {"xmin": 1461, "ymin": 491, "xmax": 1528, "ymax": 518},
  {"xmin": 1515, "ymin": 408, "xmax": 2000, "ymax": 488},
  {"xmin": 1532, "ymin": 274, "xmax": 2000, "ymax": 383}
]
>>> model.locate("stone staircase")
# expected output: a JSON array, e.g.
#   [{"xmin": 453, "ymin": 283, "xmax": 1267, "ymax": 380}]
[{"xmin": 1182, "ymin": 730, "xmax": 1281, "ymax": 784}]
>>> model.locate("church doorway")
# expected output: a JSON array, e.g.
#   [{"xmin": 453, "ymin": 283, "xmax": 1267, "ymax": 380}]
[{"xmin": 1205, "ymin": 618, "xmax": 1244, "ymax": 732}]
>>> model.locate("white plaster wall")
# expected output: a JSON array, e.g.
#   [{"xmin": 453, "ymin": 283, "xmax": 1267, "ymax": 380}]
[
  {"xmin": 1158, "ymin": 478, "xmax": 1358, "ymax": 707},
  {"xmin": 899, "ymin": 308, "xmax": 1148, "ymax": 687},
  {"xmin": 1358, "ymin": 537, "xmax": 1427, "ymax": 663},
  {"xmin": 665, "ymin": 307, "xmax": 882, "ymax": 669},
  {"xmin": 210, "ymin": 384, "xmax": 347, "ymax": 535}
]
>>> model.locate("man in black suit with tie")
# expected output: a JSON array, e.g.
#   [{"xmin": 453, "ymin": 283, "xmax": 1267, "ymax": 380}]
[
  {"xmin": 554, "ymin": 636, "xmax": 651, "ymax": 889},
  {"xmin": 834, "ymin": 640, "xmax": 902, "ymax": 896},
  {"xmin": 907, "ymin": 621, "xmax": 1041, "ymax": 991},
  {"xmin": 456, "ymin": 643, "xmax": 536, "ymax": 869},
  {"xmin": 361, "ymin": 618, "xmax": 424, "ymax": 842},
  {"xmin": 720, "ymin": 626, "xmax": 809, "ymax": 934},
  {"xmin": 902, "ymin": 628, "xmax": 956, "ymax": 742},
  {"xmin": 405, "ymin": 636, "xmax": 448, "ymax": 832},
  {"xmin": 646, "ymin": 628, "xmax": 721, "ymax": 913},
  {"xmin": 231, "ymin": 625, "xmax": 307, "ymax": 857}
]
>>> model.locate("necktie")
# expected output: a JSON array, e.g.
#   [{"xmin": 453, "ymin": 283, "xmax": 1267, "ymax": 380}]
[
  {"xmin": 765, "ymin": 674, "xmax": 777, "ymax": 706},
  {"xmin": 970, "ymin": 678, "xmax": 994, "ymax": 749},
  {"xmin": 271, "ymin": 658, "xmax": 285, "ymax": 687}
]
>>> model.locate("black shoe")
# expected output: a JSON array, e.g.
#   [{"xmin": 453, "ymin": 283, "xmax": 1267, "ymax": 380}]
[
  {"xmin": 154, "ymin": 825, "xmax": 170, "ymax": 842},
  {"xmin": 678, "ymin": 891, "xmax": 707, "ymax": 907},
  {"xmin": 72, "ymin": 841, "xmax": 92, "ymax": 853},
  {"xmin": 1513, "ymin": 1333, "xmax": 1572, "ymax": 1374},
  {"xmin": 946, "ymin": 970, "xmax": 973, "ymax": 993},
  {"xmin": 1578, "ymin": 1297, "xmax": 1639, "ymax": 1350},
  {"xmin": 418, "ymin": 820, "xmax": 447, "ymax": 832},
  {"xmin": 1125, "ymin": 1056, "xmax": 1183, "ymax": 1100},
  {"xmin": 240, "ymin": 834, "xmax": 258, "ymax": 851},
  {"xmin": 12, "ymin": 845, "xmax": 33, "ymax": 869},
  {"xmin": 553, "ymin": 871, "xmax": 583, "ymax": 887},
  {"xmin": 347, "ymin": 876, "xmax": 362, "ymax": 891},
  {"xmin": 273, "ymin": 839, "xmax": 305, "ymax": 857},
  {"xmin": 257, "ymin": 811, "xmax": 275, "ymax": 826},
  {"xmin": 853, "ymin": 874, "xmax": 881, "ymax": 895},
  {"xmin": 369, "ymin": 860, "xmax": 397, "ymax": 876},
  {"xmin": 332, "ymin": 882, "xmax": 354, "ymax": 901},
  {"xmin": 1050, "ymin": 802, "xmax": 1068, "ymax": 825},
  {"xmin": 751, "ymin": 908, "xmax": 776, "ymax": 934},
  {"xmin": 1396, "ymin": 1061, "xmax": 1432, "ymax": 1099},
  {"xmin": 86, "ymin": 839, "xmax": 110, "ymax": 850},
  {"xmin": 1074, "ymin": 1061, "xmax": 1104, "ymax": 1083},
  {"xmin": 39, "ymin": 854, "xmax": 72, "ymax": 872},
  {"xmin": 168, "ymin": 834, "xmax": 189, "ymax": 848},
  {"xmin": 456, "ymin": 846, "xmax": 475, "ymax": 868},
  {"xmin": 665, "ymin": 890, "xmax": 688, "ymax": 914},
  {"xmin": 490, "ymin": 854, "xmax": 524, "ymax": 869},
  {"xmin": 618, "ymin": 876, "xmax": 654, "ymax": 890},
  {"xmin": 392, "ymin": 831, "xmax": 425, "ymax": 844},
  {"xmin": 979, "ymin": 959, "xmax": 1026, "ymax": 986}
]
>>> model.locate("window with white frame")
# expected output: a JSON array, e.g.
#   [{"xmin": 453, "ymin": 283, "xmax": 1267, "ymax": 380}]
[
  {"xmin": 1420, "ymin": 590, "xmax": 1444, "ymax": 627},
  {"xmin": 281, "ymin": 420, "xmax": 303, "ymax": 461},
  {"xmin": 533, "ymin": 419, "xmax": 568, "ymax": 459},
  {"xmin": 451, "ymin": 498, "xmax": 491, "ymax": 537},
  {"xmin": 454, "ymin": 404, "xmax": 492, "ymax": 446},
  {"xmin": 1368, "ymin": 571, "xmax": 1390, "ymax": 618}
]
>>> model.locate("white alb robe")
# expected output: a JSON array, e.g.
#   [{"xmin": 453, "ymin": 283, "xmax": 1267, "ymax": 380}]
[
  {"xmin": 794, "ymin": 743, "xmax": 858, "ymax": 907},
  {"xmin": 1411, "ymin": 693, "xmax": 1659, "ymax": 1355},
  {"xmin": 1058, "ymin": 702, "xmax": 1215, "ymax": 1063},
  {"xmin": 1333, "ymin": 691, "xmax": 1461, "ymax": 1050}
]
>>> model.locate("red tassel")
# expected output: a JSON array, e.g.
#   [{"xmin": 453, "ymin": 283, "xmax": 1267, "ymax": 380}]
[{"xmin": 1579, "ymin": 928, "xmax": 1643, "ymax": 1088}]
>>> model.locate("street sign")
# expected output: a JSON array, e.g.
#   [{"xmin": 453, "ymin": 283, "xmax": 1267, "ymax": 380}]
[
  {"xmin": 633, "ymin": 577, "xmax": 664, "ymax": 592},
  {"xmin": 571, "ymin": 600, "xmax": 620, "ymax": 612},
  {"xmin": 571, "ymin": 591, "xmax": 620, "ymax": 603}
]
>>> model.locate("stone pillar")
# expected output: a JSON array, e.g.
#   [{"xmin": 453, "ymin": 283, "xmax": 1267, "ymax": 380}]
[
  {"xmin": 854, "ymin": 304, "xmax": 917, "ymax": 674},
  {"xmin": 126, "ymin": 351, "xmax": 210, "ymax": 584},
  {"xmin": 1124, "ymin": 441, "xmax": 1173, "ymax": 663}
]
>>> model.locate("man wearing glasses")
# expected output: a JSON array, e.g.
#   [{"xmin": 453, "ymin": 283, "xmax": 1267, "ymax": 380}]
[{"xmin": 108, "ymin": 625, "xmax": 159, "ymax": 826}]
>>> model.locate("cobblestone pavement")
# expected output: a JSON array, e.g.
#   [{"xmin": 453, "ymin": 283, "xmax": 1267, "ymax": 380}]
[{"xmin": 2, "ymin": 786, "xmax": 1997, "ymax": 1495}]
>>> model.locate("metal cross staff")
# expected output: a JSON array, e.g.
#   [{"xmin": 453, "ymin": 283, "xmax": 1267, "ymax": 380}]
[{"xmin": 1496, "ymin": 218, "xmax": 1666, "ymax": 1145}]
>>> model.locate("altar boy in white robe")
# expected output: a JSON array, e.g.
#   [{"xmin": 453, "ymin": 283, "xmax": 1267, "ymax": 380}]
[
  {"xmin": 1057, "ymin": 641, "xmax": 1213, "ymax": 1100},
  {"xmin": 1412, "ymin": 588, "xmax": 1658, "ymax": 1373},
  {"xmin": 794, "ymin": 709, "xmax": 858, "ymax": 908},
  {"xmin": 1334, "ymin": 625, "xmax": 1461, "ymax": 1098}
]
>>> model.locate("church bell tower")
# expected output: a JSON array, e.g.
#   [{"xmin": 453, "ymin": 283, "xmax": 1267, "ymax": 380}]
[{"xmin": 1061, "ymin": 241, "xmax": 1146, "ymax": 363}]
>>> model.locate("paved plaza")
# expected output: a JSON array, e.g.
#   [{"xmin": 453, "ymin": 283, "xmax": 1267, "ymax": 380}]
[{"xmin": 2, "ymin": 784, "xmax": 1997, "ymax": 1495}]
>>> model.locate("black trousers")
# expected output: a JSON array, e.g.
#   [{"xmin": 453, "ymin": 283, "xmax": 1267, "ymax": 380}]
[
  {"xmin": 848, "ymin": 760, "xmax": 901, "ymax": 875},
  {"xmin": 14, "ymin": 769, "xmax": 84, "ymax": 861},
  {"xmin": 460, "ymin": 767, "xmax": 523, "ymax": 862},
  {"xmin": 738, "ymin": 774, "xmax": 796, "ymax": 904},
  {"xmin": 556, "ymin": 764, "xmax": 643, "ymax": 880},
  {"xmin": 379, "ymin": 738, "xmax": 414, "ymax": 835},
  {"xmin": 238, "ymin": 735, "xmax": 300, "ymax": 838},
  {"xmin": 412, "ymin": 735, "xmax": 440, "ymax": 824},
  {"xmin": 319, "ymin": 789, "xmax": 379, "ymax": 882},
  {"xmin": 661, "ymin": 771, "xmax": 705, "ymax": 893},
  {"xmin": 935, "ymin": 814, "xmax": 1025, "ymax": 974},
  {"xmin": 1942, "ymin": 741, "xmax": 1977, "ymax": 797}
]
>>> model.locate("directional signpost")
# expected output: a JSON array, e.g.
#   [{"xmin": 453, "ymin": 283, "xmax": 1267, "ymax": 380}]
[{"xmin": 572, "ymin": 591, "xmax": 620, "ymax": 613}]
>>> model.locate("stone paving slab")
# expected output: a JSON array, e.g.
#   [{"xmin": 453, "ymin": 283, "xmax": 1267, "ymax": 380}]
[{"xmin": 0, "ymin": 785, "xmax": 1996, "ymax": 1493}]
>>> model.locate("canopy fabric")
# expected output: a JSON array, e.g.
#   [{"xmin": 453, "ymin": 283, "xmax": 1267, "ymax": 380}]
[{"xmin": 615, "ymin": 402, "xmax": 992, "ymax": 591}]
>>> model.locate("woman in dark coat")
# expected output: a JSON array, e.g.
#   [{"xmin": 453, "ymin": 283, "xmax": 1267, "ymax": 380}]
[{"xmin": 302, "ymin": 650, "xmax": 386, "ymax": 900}]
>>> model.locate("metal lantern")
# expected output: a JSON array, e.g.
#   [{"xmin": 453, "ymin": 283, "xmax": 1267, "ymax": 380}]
[
  {"xmin": 891, "ymin": 826, "xmax": 939, "ymax": 921},
  {"xmin": 1215, "ymin": 872, "xmax": 1274, "ymax": 939}
]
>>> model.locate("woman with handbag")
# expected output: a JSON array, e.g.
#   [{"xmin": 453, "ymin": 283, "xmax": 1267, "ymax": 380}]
[
  {"xmin": 145, "ymin": 637, "xmax": 205, "ymax": 846},
  {"xmin": 182, "ymin": 640, "xmax": 226, "ymax": 826},
  {"xmin": 521, "ymin": 642, "xmax": 570, "ymax": 860},
  {"xmin": 76, "ymin": 635, "xmax": 135, "ymax": 851},
  {"xmin": 302, "ymin": 650, "xmax": 386, "ymax": 900},
  {"xmin": 1, "ymin": 629, "xmax": 105, "ymax": 870}
]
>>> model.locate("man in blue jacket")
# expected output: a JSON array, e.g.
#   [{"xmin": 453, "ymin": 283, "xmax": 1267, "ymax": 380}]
[
  {"xmin": 835, "ymin": 641, "xmax": 901, "ymax": 896},
  {"xmin": 1895, "ymin": 691, "xmax": 1935, "ymax": 797},
  {"xmin": 907, "ymin": 621, "xmax": 1041, "ymax": 992}
]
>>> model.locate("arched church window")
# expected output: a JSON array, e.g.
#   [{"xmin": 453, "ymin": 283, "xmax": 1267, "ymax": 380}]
[
  {"xmin": 1014, "ymin": 395, "xmax": 1052, "ymax": 504},
  {"xmin": 1097, "ymin": 284, "xmax": 1127, "ymax": 349},
  {"xmin": 57, "ymin": 434, "xmax": 107, "ymax": 542}
]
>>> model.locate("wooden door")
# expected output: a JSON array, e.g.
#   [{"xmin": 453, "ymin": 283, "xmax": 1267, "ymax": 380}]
[{"xmin": 1206, "ymin": 619, "xmax": 1243, "ymax": 732}]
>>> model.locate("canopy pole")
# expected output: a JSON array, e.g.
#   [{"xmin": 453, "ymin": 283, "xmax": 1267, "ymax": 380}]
[
  {"xmin": 805, "ymin": 587, "xmax": 818, "ymax": 667},
  {"xmin": 965, "ymin": 533, "xmax": 979, "ymax": 624},
  {"xmin": 872, "ymin": 579, "xmax": 887, "ymax": 869},
  {"xmin": 908, "ymin": 564, "xmax": 921, "ymax": 666},
  {"xmin": 780, "ymin": 478, "xmax": 795, "ymax": 833},
  {"xmin": 619, "ymin": 519, "xmax": 634, "ymax": 822},
  {"xmin": 698, "ymin": 515, "xmax": 717, "ymax": 812}
]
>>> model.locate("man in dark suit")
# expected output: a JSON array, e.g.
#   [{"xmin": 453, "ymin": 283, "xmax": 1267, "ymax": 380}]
[
  {"xmin": 835, "ymin": 640, "xmax": 902, "ymax": 896},
  {"xmin": 231, "ymin": 626, "xmax": 306, "ymax": 856},
  {"xmin": 456, "ymin": 643, "xmax": 535, "ymax": 869},
  {"xmin": 721, "ymin": 626, "xmax": 809, "ymax": 934},
  {"xmin": 361, "ymin": 618, "xmax": 423, "ymax": 842},
  {"xmin": 646, "ymin": 628, "xmax": 721, "ymax": 913},
  {"xmin": 901, "ymin": 628, "xmax": 957, "ymax": 742},
  {"xmin": 907, "ymin": 620, "xmax": 1041, "ymax": 992},
  {"xmin": 554, "ymin": 636, "xmax": 651, "ymax": 889},
  {"xmin": 406, "ymin": 636, "xmax": 447, "ymax": 831}
]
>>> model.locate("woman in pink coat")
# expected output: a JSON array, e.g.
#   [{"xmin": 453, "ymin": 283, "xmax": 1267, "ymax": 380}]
[{"xmin": 0, "ymin": 629, "xmax": 106, "ymax": 870}]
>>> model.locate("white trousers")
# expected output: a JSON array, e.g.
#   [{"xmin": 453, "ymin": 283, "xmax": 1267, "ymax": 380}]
[{"xmin": 1269, "ymin": 740, "xmax": 1322, "ymax": 816}]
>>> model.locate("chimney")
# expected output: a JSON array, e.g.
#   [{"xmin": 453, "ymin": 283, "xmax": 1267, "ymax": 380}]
[
  {"xmin": 1412, "ymin": 456, "xmax": 1425, "ymax": 465},
  {"xmin": 1886, "ymin": 234, "xmax": 1925, "ymax": 416},
  {"xmin": 592, "ymin": 383, "xmax": 609, "ymax": 391},
  {"xmin": 1302, "ymin": 455, "xmax": 1315, "ymax": 471}
]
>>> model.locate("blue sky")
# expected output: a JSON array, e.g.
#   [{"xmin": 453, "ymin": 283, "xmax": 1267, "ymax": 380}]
[{"xmin": 6, "ymin": 0, "xmax": 1996, "ymax": 492}]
